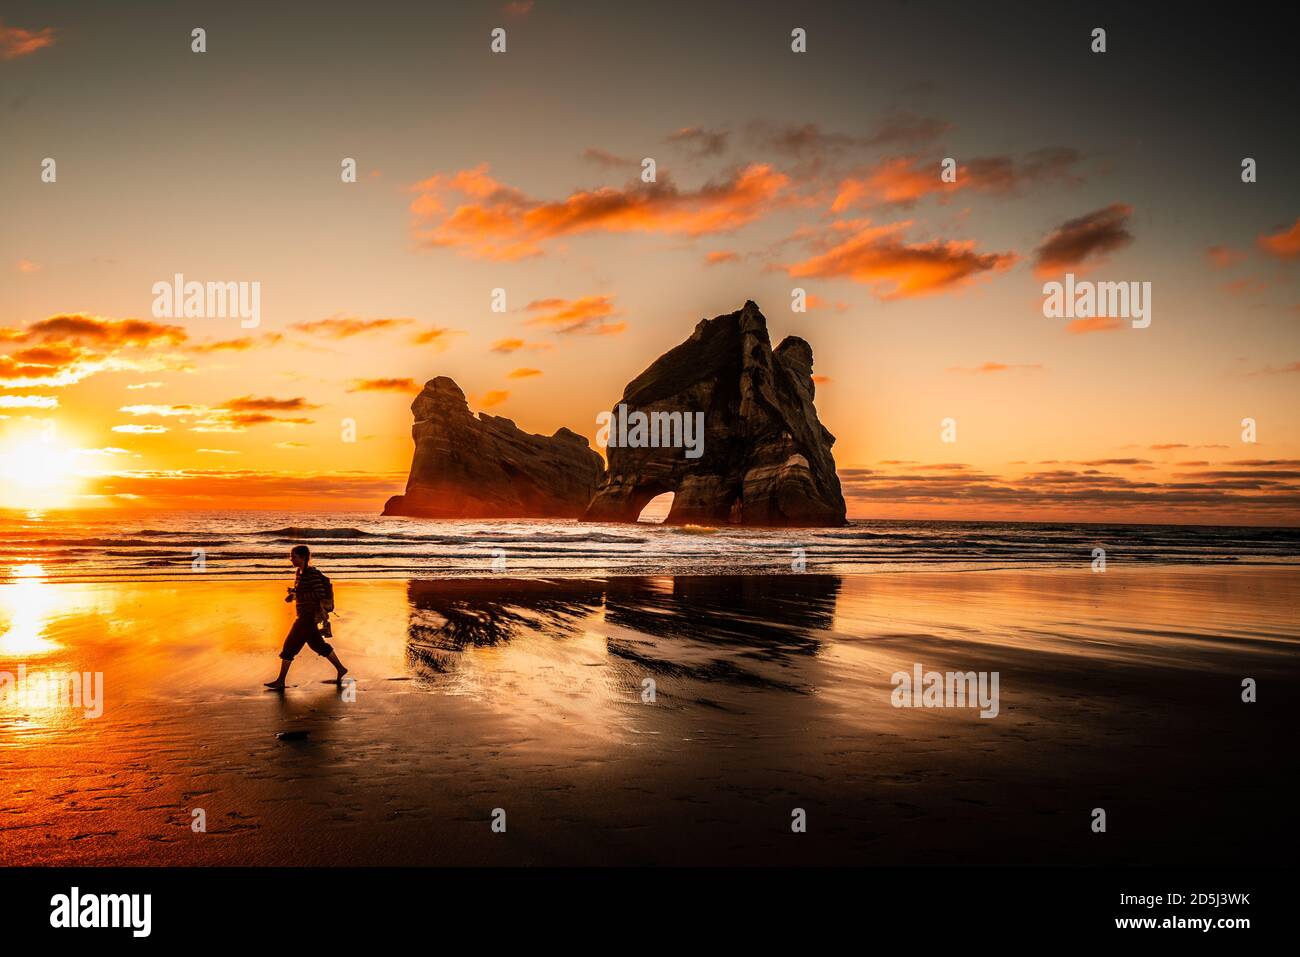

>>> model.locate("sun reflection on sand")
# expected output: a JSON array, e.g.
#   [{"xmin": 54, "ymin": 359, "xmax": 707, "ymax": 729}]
[{"xmin": 0, "ymin": 564, "xmax": 63, "ymax": 657}]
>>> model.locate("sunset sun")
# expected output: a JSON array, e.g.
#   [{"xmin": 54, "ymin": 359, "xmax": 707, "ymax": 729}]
[{"xmin": 0, "ymin": 436, "xmax": 83, "ymax": 509}]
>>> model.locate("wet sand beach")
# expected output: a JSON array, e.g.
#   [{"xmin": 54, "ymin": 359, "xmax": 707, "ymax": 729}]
[{"xmin": 1, "ymin": 567, "xmax": 1295, "ymax": 866}]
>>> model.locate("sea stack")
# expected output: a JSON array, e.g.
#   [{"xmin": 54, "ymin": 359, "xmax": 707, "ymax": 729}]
[
  {"xmin": 582, "ymin": 300, "xmax": 847, "ymax": 527},
  {"xmin": 382, "ymin": 377, "xmax": 604, "ymax": 519}
]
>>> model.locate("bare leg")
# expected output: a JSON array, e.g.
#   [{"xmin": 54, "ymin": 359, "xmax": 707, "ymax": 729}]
[
  {"xmin": 264, "ymin": 658, "xmax": 291, "ymax": 689},
  {"xmin": 325, "ymin": 651, "xmax": 348, "ymax": 683}
]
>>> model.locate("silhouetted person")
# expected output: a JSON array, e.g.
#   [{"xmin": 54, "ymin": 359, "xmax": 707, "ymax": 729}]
[{"xmin": 265, "ymin": 545, "xmax": 348, "ymax": 689}]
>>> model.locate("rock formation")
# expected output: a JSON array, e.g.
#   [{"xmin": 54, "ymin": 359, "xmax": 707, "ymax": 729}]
[
  {"xmin": 383, "ymin": 377, "xmax": 604, "ymax": 519},
  {"xmin": 582, "ymin": 300, "xmax": 847, "ymax": 527}
]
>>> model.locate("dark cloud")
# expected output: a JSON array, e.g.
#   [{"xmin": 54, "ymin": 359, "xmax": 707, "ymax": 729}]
[
  {"xmin": 665, "ymin": 126, "xmax": 730, "ymax": 157},
  {"xmin": 1034, "ymin": 203, "xmax": 1135, "ymax": 276},
  {"xmin": 582, "ymin": 147, "xmax": 635, "ymax": 168},
  {"xmin": 836, "ymin": 459, "xmax": 1300, "ymax": 520}
]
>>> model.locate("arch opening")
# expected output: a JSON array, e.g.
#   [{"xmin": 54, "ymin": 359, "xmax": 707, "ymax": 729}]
[{"xmin": 635, "ymin": 491, "xmax": 675, "ymax": 523}]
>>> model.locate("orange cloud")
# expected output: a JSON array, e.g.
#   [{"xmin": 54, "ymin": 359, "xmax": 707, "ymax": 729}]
[
  {"xmin": 0, "ymin": 318, "xmax": 276, "ymax": 388},
  {"xmin": 411, "ymin": 326, "xmax": 455, "ymax": 347},
  {"xmin": 16, "ymin": 259, "xmax": 40, "ymax": 273},
  {"xmin": 524, "ymin": 296, "xmax": 626, "ymax": 335},
  {"xmin": 507, "ymin": 367, "xmax": 543, "ymax": 379},
  {"xmin": 1258, "ymin": 217, "xmax": 1300, "ymax": 260},
  {"xmin": 479, "ymin": 390, "xmax": 510, "ymax": 408},
  {"xmin": 1034, "ymin": 203, "xmax": 1134, "ymax": 276},
  {"xmin": 408, "ymin": 163, "xmax": 790, "ymax": 260},
  {"xmin": 833, "ymin": 157, "xmax": 946, "ymax": 209},
  {"xmin": 0, "ymin": 314, "xmax": 191, "ymax": 387},
  {"xmin": 113, "ymin": 396, "xmax": 318, "ymax": 433},
  {"xmin": 1206, "ymin": 245, "xmax": 1246, "ymax": 268},
  {"xmin": 0, "ymin": 20, "xmax": 56, "ymax": 59},
  {"xmin": 947, "ymin": 362, "xmax": 1043, "ymax": 373},
  {"xmin": 1222, "ymin": 276, "xmax": 1269, "ymax": 296},
  {"xmin": 11, "ymin": 314, "xmax": 186, "ymax": 347},
  {"xmin": 4, "ymin": 344, "xmax": 80, "ymax": 367},
  {"xmin": 705, "ymin": 250, "xmax": 739, "ymax": 266},
  {"xmin": 85, "ymin": 468, "xmax": 407, "ymax": 510},
  {"xmin": 0, "ymin": 351, "xmax": 80, "ymax": 386},
  {"xmin": 490, "ymin": 337, "xmax": 551, "ymax": 354},
  {"xmin": 832, "ymin": 148, "xmax": 1083, "ymax": 211},
  {"xmin": 786, "ymin": 221, "xmax": 1016, "ymax": 299},
  {"xmin": 291, "ymin": 316, "xmax": 414, "ymax": 338},
  {"xmin": 804, "ymin": 294, "xmax": 849, "ymax": 312},
  {"xmin": 194, "ymin": 412, "xmax": 313, "ymax": 432},
  {"xmin": 221, "ymin": 396, "xmax": 318, "ymax": 413},
  {"xmin": 189, "ymin": 333, "xmax": 284, "ymax": 353},
  {"xmin": 1065, "ymin": 316, "xmax": 1124, "ymax": 335},
  {"xmin": 348, "ymin": 378, "xmax": 419, "ymax": 393}
]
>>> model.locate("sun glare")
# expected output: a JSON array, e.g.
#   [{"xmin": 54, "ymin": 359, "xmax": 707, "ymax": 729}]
[
  {"xmin": 0, "ymin": 436, "xmax": 83, "ymax": 509},
  {"xmin": 0, "ymin": 564, "xmax": 60, "ymax": 657}
]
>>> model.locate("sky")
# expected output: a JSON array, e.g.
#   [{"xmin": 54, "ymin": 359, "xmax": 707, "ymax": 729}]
[{"xmin": 1, "ymin": 0, "xmax": 1298, "ymax": 523}]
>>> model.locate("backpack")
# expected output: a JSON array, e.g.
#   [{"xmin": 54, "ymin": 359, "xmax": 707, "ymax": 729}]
[{"xmin": 317, "ymin": 571, "xmax": 335, "ymax": 615}]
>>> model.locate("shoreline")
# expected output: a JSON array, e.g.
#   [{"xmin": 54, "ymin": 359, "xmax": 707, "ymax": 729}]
[
  {"xmin": 4, "ymin": 513, "xmax": 1295, "ymax": 586},
  {"xmin": 6, "ymin": 559, "xmax": 1300, "ymax": 586},
  {"xmin": 4, "ymin": 509, "xmax": 1299, "ymax": 530}
]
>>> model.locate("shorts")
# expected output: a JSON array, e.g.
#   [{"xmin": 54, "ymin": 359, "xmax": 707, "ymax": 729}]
[{"xmin": 279, "ymin": 616, "xmax": 334, "ymax": 661}]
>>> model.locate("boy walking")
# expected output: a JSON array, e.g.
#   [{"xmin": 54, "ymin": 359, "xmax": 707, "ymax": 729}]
[{"xmin": 265, "ymin": 545, "xmax": 348, "ymax": 689}]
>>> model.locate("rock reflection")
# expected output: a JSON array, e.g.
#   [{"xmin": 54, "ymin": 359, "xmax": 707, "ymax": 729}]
[
  {"xmin": 404, "ymin": 574, "xmax": 842, "ymax": 687},
  {"xmin": 405, "ymin": 577, "xmax": 606, "ymax": 672}
]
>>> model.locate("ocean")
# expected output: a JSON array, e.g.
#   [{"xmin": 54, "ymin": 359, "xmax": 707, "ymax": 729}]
[{"xmin": 1, "ymin": 510, "xmax": 1296, "ymax": 583}]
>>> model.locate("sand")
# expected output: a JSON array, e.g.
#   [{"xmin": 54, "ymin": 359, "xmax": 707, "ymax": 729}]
[{"xmin": 1, "ymin": 566, "xmax": 1295, "ymax": 865}]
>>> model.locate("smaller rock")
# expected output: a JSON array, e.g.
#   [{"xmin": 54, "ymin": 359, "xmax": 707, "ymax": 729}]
[{"xmin": 383, "ymin": 377, "xmax": 605, "ymax": 518}]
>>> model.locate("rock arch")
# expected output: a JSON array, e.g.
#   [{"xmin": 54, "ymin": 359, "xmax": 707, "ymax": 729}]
[{"xmin": 583, "ymin": 301, "xmax": 846, "ymax": 527}]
